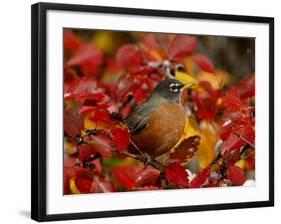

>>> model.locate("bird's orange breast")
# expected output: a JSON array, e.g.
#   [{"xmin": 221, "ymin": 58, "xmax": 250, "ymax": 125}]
[{"xmin": 132, "ymin": 103, "xmax": 185, "ymax": 158}]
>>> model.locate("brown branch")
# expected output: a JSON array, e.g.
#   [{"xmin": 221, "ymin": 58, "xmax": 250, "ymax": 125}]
[{"xmin": 121, "ymin": 151, "xmax": 164, "ymax": 171}]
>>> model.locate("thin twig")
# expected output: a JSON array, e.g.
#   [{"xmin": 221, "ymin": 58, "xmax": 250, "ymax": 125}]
[
  {"xmin": 65, "ymin": 130, "xmax": 164, "ymax": 170},
  {"xmin": 211, "ymin": 154, "xmax": 222, "ymax": 165},
  {"xmin": 234, "ymin": 133, "xmax": 255, "ymax": 148}
]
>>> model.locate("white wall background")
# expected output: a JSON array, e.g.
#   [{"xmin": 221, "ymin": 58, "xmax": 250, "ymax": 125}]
[{"xmin": 0, "ymin": 0, "xmax": 279, "ymax": 223}]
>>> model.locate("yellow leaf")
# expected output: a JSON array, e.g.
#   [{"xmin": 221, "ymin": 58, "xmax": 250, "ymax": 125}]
[
  {"xmin": 235, "ymin": 160, "xmax": 246, "ymax": 170},
  {"xmin": 175, "ymin": 71, "xmax": 198, "ymax": 88},
  {"xmin": 92, "ymin": 31, "xmax": 128, "ymax": 55},
  {"xmin": 174, "ymin": 116, "xmax": 199, "ymax": 148},
  {"xmin": 64, "ymin": 141, "xmax": 77, "ymax": 155},
  {"xmin": 64, "ymin": 100, "xmax": 73, "ymax": 108},
  {"xmin": 147, "ymin": 49, "xmax": 163, "ymax": 61},
  {"xmin": 69, "ymin": 178, "xmax": 80, "ymax": 194},
  {"xmin": 197, "ymin": 121, "xmax": 218, "ymax": 169},
  {"xmin": 83, "ymin": 116, "xmax": 109, "ymax": 132},
  {"xmin": 183, "ymin": 116, "xmax": 199, "ymax": 137},
  {"xmin": 183, "ymin": 57, "xmax": 197, "ymax": 76},
  {"xmin": 83, "ymin": 116, "xmax": 97, "ymax": 130},
  {"xmin": 197, "ymin": 69, "xmax": 230, "ymax": 90},
  {"xmin": 92, "ymin": 31, "xmax": 116, "ymax": 54}
]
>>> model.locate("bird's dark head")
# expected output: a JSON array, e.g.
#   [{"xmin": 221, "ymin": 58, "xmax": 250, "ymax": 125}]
[{"xmin": 152, "ymin": 79, "xmax": 186, "ymax": 103}]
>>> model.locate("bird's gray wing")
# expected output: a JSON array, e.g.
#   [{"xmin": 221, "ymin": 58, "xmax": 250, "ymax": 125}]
[
  {"xmin": 125, "ymin": 95, "xmax": 165, "ymax": 134},
  {"xmin": 124, "ymin": 102, "xmax": 152, "ymax": 134}
]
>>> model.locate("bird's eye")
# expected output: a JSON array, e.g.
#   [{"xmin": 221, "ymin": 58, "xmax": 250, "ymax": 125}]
[{"xmin": 169, "ymin": 83, "xmax": 179, "ymax": 92}]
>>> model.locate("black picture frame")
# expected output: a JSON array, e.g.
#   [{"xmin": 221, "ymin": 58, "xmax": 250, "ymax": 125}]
[{"xmin": 31, "ymin": 2, "xmax": 274, "ymax": 222}]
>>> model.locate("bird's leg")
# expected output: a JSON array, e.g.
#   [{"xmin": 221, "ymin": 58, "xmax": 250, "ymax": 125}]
[
  {"xmin": 129, "ymin": 138, "xmax": 145, "ymax": 158},
  {"xmin": 128, "ymin": 138, "xmax": 154, "ymax": 168}
]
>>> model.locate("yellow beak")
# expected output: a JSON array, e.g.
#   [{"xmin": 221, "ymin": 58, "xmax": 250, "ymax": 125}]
[
  {"xmin": 175, "ymin": 71, "xmax": 198, "ymax": 91},
  {"xmin": 180, "ymin": 82, "xmax": 198, "ymax": 92}
]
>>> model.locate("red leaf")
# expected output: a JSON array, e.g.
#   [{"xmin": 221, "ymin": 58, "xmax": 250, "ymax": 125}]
[
  {"xmin": 91, "ymin": 158, "xmax": 103, "ymax": 174},
  {"xmin": 169, "ymin": 136, "xmax": 200, "ymax": 163},
  {"xmin": 134, "ymin": 87, "xmax": 149, "ymax": 104},
  {"xmin": 64, "ymin": 79, "xmax": 106, "ymax": 102},
  {"xmin": 241, "ymin": 124, "xmax": 255, "ymax": 143},
  {"xmin": 246, "ymin": 152, "xmax": 255, "ymax": 170},
  {"xmin": 220, "ymin": 133, "xmax": 243, "ymax": 157},
  {"xmin": 168, "ymin": 35, "xmax": 197, "ymax": 61},
  {"xmin": 80, "ymin": 106, "xmax": 114, "ymax": 123},
  {"xmin": 190, "ymin": 167, "xmax": 211, "ymax": 188},
  {"xmin": 115, "ymin": 73, "xmax": 153, "ymax": 105},
  {"xmin": 164, "ymin": 163, "xmax": 189, "ymax": 188},
  {"xmin": 67, "ymin": 44, "xmax": 103, "ymax": 77},
  {"xmin": 116, "ymin": 44, "xmax": 143, "ymax": 69},
  {"xmin": 192, "ymin": 54, "xmax": 215, "ymax": 73},
  {"xmin": 220, "ymin": 124, "xmax": 254, "ymax": 157},
  {"xmin": 120, "ymin": 103, "xmax": 133, "ymax": 119},
  {"xmin": 79, "ymin": 106, "xmax": 96, "ymax": 115},
  {"xmin": 143, "ymin": 73, "xmax": 162, "ymax": 89},
  {"xmin": 64, "ymin": 29, "xmax": 80, "ymax": 52},
  {"xmin": 64, "ymin": 66, "xmax": 79, "ymax": 83},
  {"xmin": 220, "ymin": 119, "xmax": 234, "ymax": 140},
  {"xmin": 64, "ymin": 154, "xmax": 78, "ymax": 167},
  {"xmin": 207, "ymin": 179, "xmax": 221, "ymax": 188},
  {"xmin": 116, "ymin": 74, "xmax": 140, "ymax": 100},
  {"xmin": 193, "ymin": 81, "xmax": 220, "ymax": 120},
  {"xmin": 91, "ymin": 134, "xmax": 114, "ymax": 158},
  {"xmin": 78, "ymin": 144, "xmax": 96, "ymax": 161},
  {"xmin": 64, "ymin": 166, "xmax": 91, "ymax": 194},
  {"xmin": 109, "ymin": 127, "xmax": 130, "ymax": 151},
  {"xmin": 143, "ymin": 34, "xmax": 161, "ymax": 51},
  {"xmin": 64, "ymin": 102, "xmax": 83, "ymax": 136},
  {"xmin": 136, "ymin": 167, "xmax": 160, "ymax": 186},
  {"xmin": 64, "ymin": 166, "xmax": 86, "ymax": 180},
  {"xmin": 75, "ymin": 177, "xmax": 93, "ymax": 193},
  {"xmin": 64, "ymin": 173, "xmax": 71, "ymax": 194},
  {"xmin": 127, "ymin": 72, "xmax": 161, "ymax": 104},
  {"xmin": 112, "ymin": 166, "xmax": 136, "ymax": 190},
  {"xmin": 130, "ymin": 67, "xmax": 155, "ymax": 77},
  {"xmin": 92, "ymin": 176, "xmax": 115, "ymax": 193},
  {"xmin": 227, "ymin": 165, "xmax": 246, "ymax": 186},
  {"xmin": 229, "ymin": 76, "xmax": 255, "ymax": 100},
  {"xmin": 64, "ymin": 79, "xmax": 95, "ymax": 96},
  {"xmin": 88, "ymin": 108, "xmax": 115, "ymax": 125},
  {"xmin": 223, "ymin": 148, "xmax": 241, "ymax": 165},
  {"xmin": 219, "ymin": 83, "xmax": 255, "ymax": 155},
  {"xmin": 221, "ymin": 91, "xmax": 248, "ymax": 112},
  {"xmin": 136, "ymin": 186, "xmax": 161, "ymax": 191}
]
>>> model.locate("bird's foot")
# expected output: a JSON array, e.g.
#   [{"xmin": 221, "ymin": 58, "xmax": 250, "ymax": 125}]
[{"xmin": 143, "ymin": 153, "xmax": 153, "ymax": 168}]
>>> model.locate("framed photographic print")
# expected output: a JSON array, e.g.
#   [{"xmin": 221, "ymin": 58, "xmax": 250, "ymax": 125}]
[{"xmin": 31, "ymin": 2, "xmax": 274, "ymax": 222}]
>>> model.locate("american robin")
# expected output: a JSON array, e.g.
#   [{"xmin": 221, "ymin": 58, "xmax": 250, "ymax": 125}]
[{"xmin": 125, "ymin": 78, "xmax": 196, "ymax": 158}]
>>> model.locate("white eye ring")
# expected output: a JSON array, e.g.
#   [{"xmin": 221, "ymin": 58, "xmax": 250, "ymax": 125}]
[{"xmin": 169, "ymin": 83, "xmax": 179, "ymax": 92}]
